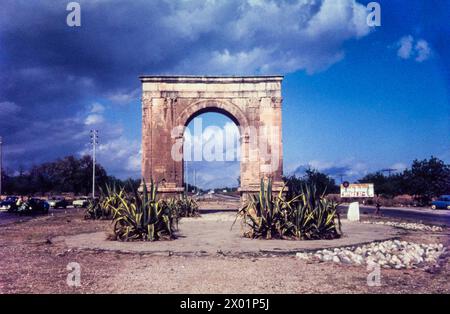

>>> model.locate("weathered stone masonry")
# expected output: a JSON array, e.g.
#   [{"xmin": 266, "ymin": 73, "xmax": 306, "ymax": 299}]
[{"xmin": 140, "ymin": 75, "xmax": 285, "ymax": 198}]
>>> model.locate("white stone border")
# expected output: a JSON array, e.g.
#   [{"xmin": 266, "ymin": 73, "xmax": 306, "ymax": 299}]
[
  {"xmin": 296, "ymin": 240, "xmax": 445, "ymax": 270},
  {"xmin": 362, "ymin": 221, "xmax": 444, "ymax": 232}
]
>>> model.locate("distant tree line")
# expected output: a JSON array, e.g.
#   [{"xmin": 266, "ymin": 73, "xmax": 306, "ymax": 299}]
[
  {"xmin": 284, "ymin": 156, "xmax": 450, "ymax": 205},
  {"xmin": 284, "ymin": 168, "xmax": 340, "ymax": 200},
  {"xmin": 2, "ymin": 155, "xmax": 448, "ymax": 205},
  {"xmin": 358, "ymin": 156, "xmax": 450, "ymax": 205},
  {"xmin": 1, "ymin": 155, "xmax": 140, "ymax": 196}
]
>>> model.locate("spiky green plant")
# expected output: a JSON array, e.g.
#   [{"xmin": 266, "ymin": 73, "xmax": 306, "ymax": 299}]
[
  {"xmin": 176, "ymin": 193, "xmax": 200, "ymax": 217},
  {"xmin": 289, "ymin": 183, "xmax": 342, "ymax": 240},
  {"xmin": 237, "ymin": 178, "xmax": 295, "ymax": 239},
  {"xmin": 165, "ymin": 197, "xmax": 181, "ymax": 228},
  {"xmin": 111, "ymin": 179, "xmax": 177, "ymax": 241},
  {"xmin": 237, "ymin": 178, "xmax": 341, "ymax": 240},
  {"xmin": 84, "ymin": 184, "xmax": 123, "ymax": 220}
]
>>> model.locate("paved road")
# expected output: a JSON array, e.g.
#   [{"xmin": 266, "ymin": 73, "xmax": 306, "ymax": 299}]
[
  {"xmin": 0, "ymin": 206, "xmax": 80, "ymax": 226},
  {"xmin": 1, "ymin": 201, "xmax": 449, "ymax": 227},
  {"xmin": 339, "ymin": 204, "xmax": 450, "ymax": 226}
]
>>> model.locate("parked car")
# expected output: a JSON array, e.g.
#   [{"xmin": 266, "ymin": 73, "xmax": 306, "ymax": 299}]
[
  {"xmin": 73, "ymin": 196, "xmax": 89, "ymax": 208},
  {"xmin": 0, "ymin": 196, "xmax": 18, "ymax": 211},
  {"xmin": 16, "ymin": 198, "xmax": 49, "ymax": 215},
  {"xmin": 431, "ymin": 195, "xmax": 450, "ymax": 210},
  {"xmin": 47, "ymin": 197, "xmax": 68, "ymax": 209}
]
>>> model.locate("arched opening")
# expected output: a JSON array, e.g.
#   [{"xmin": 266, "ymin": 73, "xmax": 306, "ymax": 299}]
[
  {"xmin": 182, "ymin": 111, "xmax": 241, "ymax": 195},
  {"xmin": 140, "ymin": 75, "xmax": 285, "ymax": 200}
]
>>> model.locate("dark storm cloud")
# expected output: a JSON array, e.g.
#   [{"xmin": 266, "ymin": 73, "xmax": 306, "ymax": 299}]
[
  {"xmin": 0, "ymin": 0, "xmax": 177, "ymax": 171},
  {"xmin": 0, "ymin": 0, "xmax": 371, "ymax": 175}
]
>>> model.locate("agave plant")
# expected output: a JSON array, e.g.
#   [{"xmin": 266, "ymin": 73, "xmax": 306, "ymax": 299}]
[
  {"xmin": 176, "ymin": 193, "xmax": 200, "ymax": 218},
  {"xmin": 84, "ymin": 184, "xmax": 123, "ymax": 220},
  {"xmin": 237, "ymin": 178, "xmax": 295, "ymax": 239},
  {"xmin": 237, "ymin": 178, "xmax": 341, "ymax": 240},
  {"xmin": 111, "ymin": 179, "xmax": 178, "ymax": 241},
  {"xmin": 290, "ymin": 183, "xmax": 342, "ymax": 240},
  {"xmin": 158, "ymin": 197, "xmax": 181, "ymax": 230}
]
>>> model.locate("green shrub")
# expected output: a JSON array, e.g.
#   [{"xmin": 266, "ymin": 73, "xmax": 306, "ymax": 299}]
[
  {"xmin": 84, "ymin": 185, "xmax": 122, "ymax": 220},
  {"xmin": 292, "ymin": 183, "xmax": 342, "ymax": 240},
  {"xmin": 111, "ymin": 180, "xmax": 178, "ymax": 241},
  {"xmin": 236, "ymin": 178, "xmax": 341, "ymax": 240},
  {"xmin": 175, "ymin": 194, "xmax": 200, "ymax": 217}
]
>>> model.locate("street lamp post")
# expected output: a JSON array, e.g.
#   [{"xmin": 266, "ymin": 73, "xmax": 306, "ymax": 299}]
[{"xmin": 90, "ymin": 130, "xmax": 98, "ymax": 199}]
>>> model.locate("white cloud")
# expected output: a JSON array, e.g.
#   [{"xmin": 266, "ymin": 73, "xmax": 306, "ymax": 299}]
[
  {"xmin": 287, "ymin": 159, "xmax": 370, "ymax": 181},
  {"xmin": 396, "ymin": 35, "xmax": 431, "ymax": 62},
  {"xmin": 397, "ymin": 35, "xmax": 414, "ymax": 59},
  {"xmin": 0, "ymin": 0, "xmax": 378, "ymax": 180},
  {"xmin": 74, "ymin": 115, "xmax": 135, "ymax": 178},
  {"xmin": 186, "ymin": 161, "xmax": 240, "ymax": 189},
  {"xmin": 79, "ymin": 108, "xmax": 139, "ymax": 178},
  {"xmin": 84, "ymin": 114, "xmax": 104, "ymax": 125},
  {"xmin": 84, "ymin": 102, "xmax": 106, "ymax": 125},
  {"xmin": 183, "ymin": 120, "xmax": 241, "ymax": 188},
  {"xmin": 126, "ymin": 149, "xmax": 142, "ymax": 172},
  {"xmin": 307, "ymin": 160, "xmax": 335, "ymax": 171},
  {"xmin": 79, "ymin": 133, "xmax": 141, "ymax": 179},
  {"xmin": 107, "ymin": 88, "xmax": 140, "ymax": 105},
  {"xmin": 172, "ymin": 0, "xmax": 373, "ymax": 74},
  {"xmin": 0, "ymin": 101, "xmax": 21, "ymax": 116},
  {"xmin": 344, "ymin": 162, "xmax": 369, "ymax": 177},
  {"xmin": 184, "ymin": 121, "xmax": 240, "ymax": 162},
  {"xmin": 90, "ymin": 102, "xmax": 105, "ymax": 113},
  {"xmin": 415, "ymin": 39, "xmax": 431, "ymax": 62}
]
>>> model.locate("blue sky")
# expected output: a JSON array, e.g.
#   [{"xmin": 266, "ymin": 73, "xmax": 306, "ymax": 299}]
[{"xmin": 0, "ymin": 0, "xmax": 449, "ymax": 189}]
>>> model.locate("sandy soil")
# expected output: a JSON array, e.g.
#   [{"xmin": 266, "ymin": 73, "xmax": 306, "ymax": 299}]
[
  {"xmin": 0, "ymin": 210, "xmax": 449, "ymax": 294},
  {"xmin": 56, "ymin": 214, "xmax": 401, "ymax": 256}
]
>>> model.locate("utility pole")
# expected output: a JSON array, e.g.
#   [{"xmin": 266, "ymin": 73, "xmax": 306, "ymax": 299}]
[
  {"xmin": 90, "ymin": 130, "xmax": 98, "ymax": 199},
  {"xmin": 184, "ymin": 159, "xmax": 188, "ymax": 192},
  {"xmin": 193, "ymin": 168, "xmax": 196, "ymax": 193},
  {"xmin": 0, "ymin": 136, "xmax": 2, "ymax": 197}
]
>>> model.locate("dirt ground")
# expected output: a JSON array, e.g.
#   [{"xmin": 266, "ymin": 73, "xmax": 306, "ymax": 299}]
[
  {"xmin": 55, "ymin": 213, "xmax": 401, "ymax": 255},
  {"xmin": 0, "ymin": 209, "xmax": 449, "ymax": 294}
]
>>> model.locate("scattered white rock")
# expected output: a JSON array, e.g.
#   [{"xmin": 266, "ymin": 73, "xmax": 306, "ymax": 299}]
[
  {"xmin": 295, "ymin": 252, "xmax": 310, "ymax": 260},
  {"xmin": 362, "ymin": 220, "xmax": 443, "ymax": 232},
  {"xmin": 296, "ymin": 240, "xmax": 446, "ymax": 270}
]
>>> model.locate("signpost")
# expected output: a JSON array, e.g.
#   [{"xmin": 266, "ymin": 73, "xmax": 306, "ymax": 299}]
[
  {"xmin": 340, "ymin": 183, "xmax": 375, "ymax": 222},
  {"xmin": 340, "ymin": 183, "xmax": 374, "ymax": 198}
]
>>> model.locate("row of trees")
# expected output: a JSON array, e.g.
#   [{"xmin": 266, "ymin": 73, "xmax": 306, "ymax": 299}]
[
  {"xmin": 284, "ymin": 168, "xmax": 339, "ymax": 200},
  {"xmin": 2, "ymin": 155, "xmax": 449, "ymax": 205},
  {"xmin": 284, "ymin": 156, "xmax": 449, "ymax": 205},
  {"xmin": 358, "ymin": 156, "xmax": 450, "ymax": 205},
  {"xmin": 1, "ymin": 155, "xmax": 140, "ymax": 196}
]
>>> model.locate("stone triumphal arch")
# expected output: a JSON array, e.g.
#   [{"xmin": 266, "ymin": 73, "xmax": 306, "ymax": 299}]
[{"xmin": 140, "ymin": 76, "xmax": 285, "ymax": 198}]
